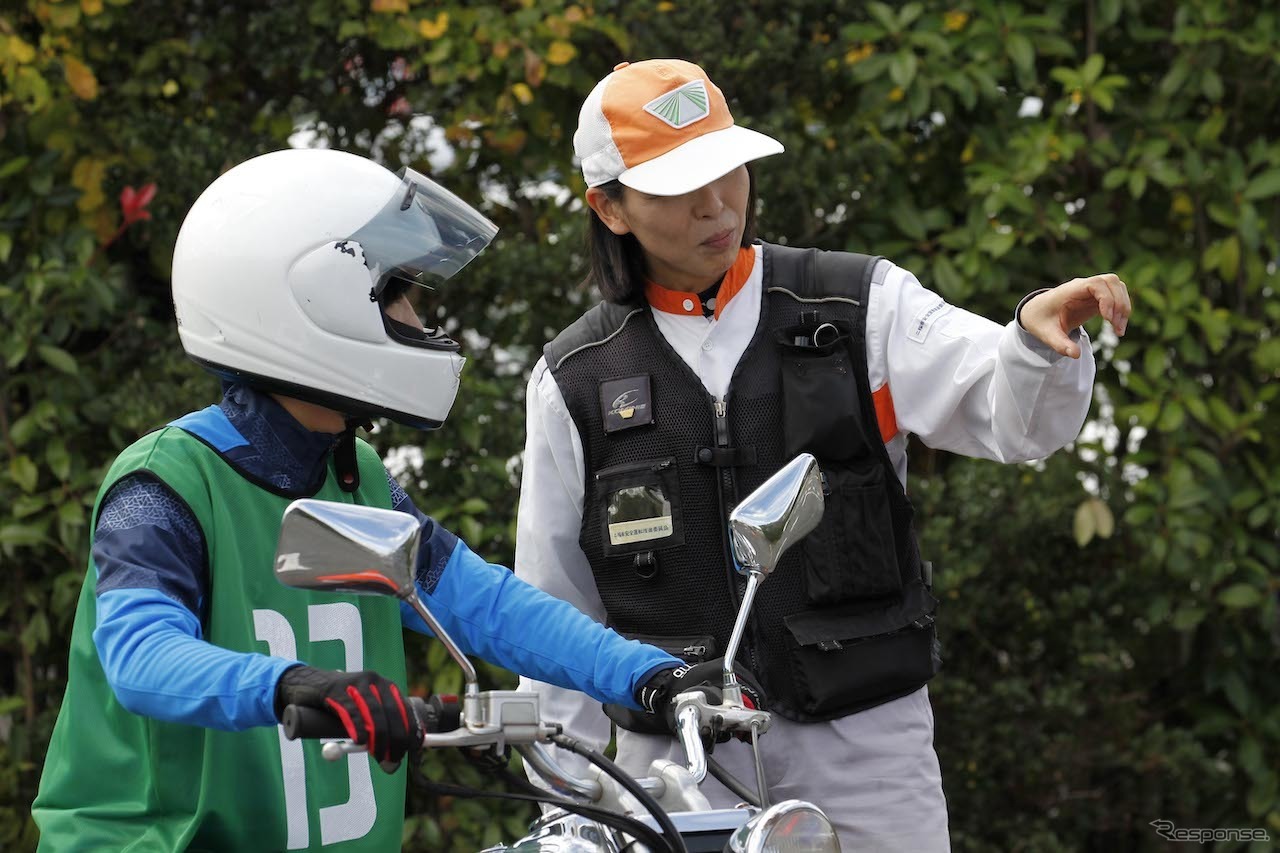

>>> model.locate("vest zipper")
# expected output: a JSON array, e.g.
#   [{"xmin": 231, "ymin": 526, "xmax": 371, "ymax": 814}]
[{"xmin": 711, "ymin": 395, "xmax": 762, "ymax": 677}]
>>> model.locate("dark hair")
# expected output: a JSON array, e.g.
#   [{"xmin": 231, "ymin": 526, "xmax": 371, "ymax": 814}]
[{"xmin": 585, "ymin": 164, "xmax": 759, "ymax": 304}]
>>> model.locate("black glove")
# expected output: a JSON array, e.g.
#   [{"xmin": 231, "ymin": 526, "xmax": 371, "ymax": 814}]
[
  {"xmin": 275, "ymin": 665, "xmax": 418, "ymax": 770},
  {"xmin": 604, "ymin": 657, "xmax": 766, "ymax": 742}
]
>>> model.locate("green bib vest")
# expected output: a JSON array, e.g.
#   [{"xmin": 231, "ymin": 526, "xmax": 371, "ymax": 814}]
[{"xmin": 34, "ymin": 425, "xmax": 407, "ymax": 852}]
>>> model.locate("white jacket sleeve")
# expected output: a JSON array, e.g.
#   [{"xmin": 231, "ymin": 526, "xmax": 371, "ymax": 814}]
[
  {"xmin": 870, "ymin": 263, "xmax": 1095, "ymax": 462},
  {"xmin": 514, "ymin": 356, "xmax": 617, "ymax": 783}
]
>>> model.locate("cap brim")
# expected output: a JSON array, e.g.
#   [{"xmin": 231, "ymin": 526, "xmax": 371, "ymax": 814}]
[{"xmin": 617, "ymin": 125, "xmax": 783, "ymax": 196}]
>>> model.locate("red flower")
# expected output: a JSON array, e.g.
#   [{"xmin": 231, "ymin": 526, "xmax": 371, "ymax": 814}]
[{"xmin": 120, "ymin": 183, "xmax": 157, "ymax": 225}]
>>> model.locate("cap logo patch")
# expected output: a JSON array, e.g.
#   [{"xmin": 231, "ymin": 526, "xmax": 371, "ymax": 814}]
[{"xmin": 643, "ymin": 79, "xmax": 711, "ymax": 129}]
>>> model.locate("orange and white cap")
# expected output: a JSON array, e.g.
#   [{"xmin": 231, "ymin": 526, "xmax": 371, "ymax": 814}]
[{"xmin": 574, "ymin": 59, "xmax": 783, "ymax": 197}]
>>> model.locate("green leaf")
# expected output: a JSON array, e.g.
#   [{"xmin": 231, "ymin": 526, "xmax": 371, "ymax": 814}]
[
  {"xmin": 1073, "ymin": 500, "xmax": 1096, "ymax": 547},
  {"xmin": 1243, "ymin": 168, "xmax": 1280, "ymax": 201},
  {"xmin": 0, "ymin": 156, "xmax": 31, "ymax": 179},
  {"xmin": 1219, "ymin": 235, "xmax": 1240, "ymax": 281},
  {"xmin": 1218, "ymin": 583, "xmax": 1263, "ymax": 609},
  {"xmin": 866, "ymin": 2, "xmax": 899, "ymax": 33},
  {"xmin": 1128, "ymin": 170, "xmax": 1147, "ymax": 199},
  {"xmin": 978, "ymin": 230, "xmax": 1017, "ymax": 258},
  {"xmin": 1101, "ymin": 168, "xmax": 1129, "ymax": 190},
  {"xmin": 1098, "ymin": 0, "xmax": 1122, "ymax": 26},
  {"xmin": 889, "ymin": 52, "xmax": 918, "ymax": 89},
  {"xmin": 1201, "ymin": 68, "xmax": 1224, "ymax": 101},
  {"xmin": 1253, "ymin": 338, "xmax": 1280, "ymax": 372},
  {"xmin": 1081, "ymin": 54, "xmax": 1105, "ymax": 85},
  {"xmin": 20, "ymin": 609, "xmax": 49, "ymax": 653},
  {"xmin": 1221, "ymin": 672, "xmax": 1251, "ymax": 715},
  {"xmin": 37, "ymin": 344, "xmax": 79, "ymax": 375},
  {"xmin": 459, "ymin": 497, "xmax": 489, "ymax": 514},
  {"xmin": 1090, "ymin": 498, "xmax": 1115, "ymax": 539},
  {"xmin": 1006, "ymin": 34, "xmax": 1034, "ymax": 76},
  {"xmin": 46, "ymin": 440, "xmax": 72, "ymax": 481},
  {"xmin": 0, "ymin": 233, "xmax": 11, "ymax": 264},
  {"xmin": 898, "ymin": 2, "xmax": 924, "ymax": 28},
  {"xmin": 10, "ymin": 455, "xmax": 39, "ymax": 493},
  {"xmin": 1157, "ymin": 401, "xmax": 1185, "ymax": 432},
  {"xmin": 0, "ymin": 523, "xmax": 49, "ymax": 547},
  {"xmin": 1171, "ymin": 605, "xmax": 1205, "ymax": 631},
  {"xmin": 1049, "ymin": 66, "xmax": 1079, "ymax": 88}
]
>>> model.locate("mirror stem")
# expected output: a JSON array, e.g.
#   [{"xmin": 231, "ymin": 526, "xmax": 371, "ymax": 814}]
[
  {"xmin": 403, "ymin": 594, "xmax": 481, "ymax": 719},
  {"xmin": 720, "ymin": 569, "xmax": 763, "ymax": 702}
]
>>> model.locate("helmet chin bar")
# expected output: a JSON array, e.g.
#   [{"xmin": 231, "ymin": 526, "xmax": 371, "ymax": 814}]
[{"xmin": 188, "ymin": 356, "xmax": 449, "ymax": 432}]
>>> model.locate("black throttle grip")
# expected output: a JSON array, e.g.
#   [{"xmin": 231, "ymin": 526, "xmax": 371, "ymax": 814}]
[
  {"xmin": 282, "ymin": 704, "xmax": 348, "ymax": 740},
  {"xmin": 410, "ymin": 694, "xmax": 462, "ymax": 734}
]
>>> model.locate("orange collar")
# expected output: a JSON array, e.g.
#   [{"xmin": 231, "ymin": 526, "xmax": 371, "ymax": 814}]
[{"xmin": 645, "ymin": 247, "xmax": 755, "ymax": 320}]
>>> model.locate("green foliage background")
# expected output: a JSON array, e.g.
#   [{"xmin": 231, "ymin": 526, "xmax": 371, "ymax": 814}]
[{"xmin": 2, "ymin": 0, "xmax": 1277, "ymax": 850}]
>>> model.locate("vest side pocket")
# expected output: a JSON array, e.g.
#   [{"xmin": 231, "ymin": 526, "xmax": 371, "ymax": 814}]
[
  {"xmin": 782, "ymin": 583, "xmax": 941, "ymax": 718},
  {"xmin": 620, "ymin": 632, "xmax": 717, "ymax": 664}
]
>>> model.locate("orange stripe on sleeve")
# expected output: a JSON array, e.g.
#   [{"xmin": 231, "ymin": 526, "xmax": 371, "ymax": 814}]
[{"xmin": 872, "ymin": 383, "xmax": 898, "ymax": 444}]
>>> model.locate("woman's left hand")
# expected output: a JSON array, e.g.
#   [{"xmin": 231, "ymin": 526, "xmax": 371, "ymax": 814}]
[{"xmin": 1020, "ymin": 273, "xmax": 1131, "ymax": 359}]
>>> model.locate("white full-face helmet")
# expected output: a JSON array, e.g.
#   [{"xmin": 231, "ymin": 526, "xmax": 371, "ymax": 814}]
[{"xmin": 171, "ymin": 148, "xmax": 497, "ymax": 429}]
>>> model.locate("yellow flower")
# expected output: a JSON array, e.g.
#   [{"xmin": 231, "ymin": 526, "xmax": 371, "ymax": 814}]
[
  {"xmin": 81, "ymin": 0, "xmax": 103, "ymax": 15},
  {"xmin": 944, "ymin": 11, "xmax": 969, "ymax": 32},
  {"xmin": 844, "ymin": 43, "xmax": 875, "ymax": 65},
  {"xmin": 657, "ymin": 1, "xmax": 675, "ymax": 11},
  {"xmin": 547, "ymin": 40, "xmax": 576, "ymax": 66},
  {"xmin": 64, "ymin": 56, "xmax": 98, "ymax": 100},
  {"xmin": 512, "ymin": 82, "xmax": 533, "ymax": 105},
  {"xmin": 371, "ymin": 0, "xmax": 409, "ymax": 13},
  {"xmin": 960, "ymin": 138, "xmax": 976, "ymax": 164},
  {"xmin": 888, "ymin": 86, "xmax": 905, "ymax": 102},
  {"xmin": 1171, "ymin": 193, "xmax": 1194, "ymax": 216},
  {"xmin": 1070, "ymin": 89, "xmax": 1083, "ymax": 105},
  {"xmin": 564, "ymin": 5, "xmax": 585, "ymax": 23},
  {"xmin": 419, "ymin": 12, "xmax": 449, "ymax": 39}
]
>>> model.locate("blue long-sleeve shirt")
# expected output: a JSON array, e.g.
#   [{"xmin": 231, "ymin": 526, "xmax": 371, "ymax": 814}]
[{"xmin": 92, "ymin": 383, "xmax": 677, "ymax": 730}]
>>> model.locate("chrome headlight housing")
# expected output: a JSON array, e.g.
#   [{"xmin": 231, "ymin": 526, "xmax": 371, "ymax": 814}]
[{"xmin": 726, "ymin": 800, "xmax": 840, "ymax": 853}]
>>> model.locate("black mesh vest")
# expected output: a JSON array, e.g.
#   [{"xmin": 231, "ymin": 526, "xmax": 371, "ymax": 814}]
[{"xmin": 546, "ymin": 242, "xmax": 940, "ymax": 722}]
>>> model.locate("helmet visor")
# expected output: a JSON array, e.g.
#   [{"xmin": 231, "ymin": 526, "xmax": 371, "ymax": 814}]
[{"xmin": 354, "ymin": 166, "xmax": 498, "ymax": 295}]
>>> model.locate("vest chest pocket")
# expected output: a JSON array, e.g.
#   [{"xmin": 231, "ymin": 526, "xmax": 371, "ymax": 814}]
[
  {"xmin": 775, "ymin": 321, "xmax": 870, "ymax": 461},
  {"xmin": 595, "ymin": 457, "xmax": 685, "ymax": 556}
]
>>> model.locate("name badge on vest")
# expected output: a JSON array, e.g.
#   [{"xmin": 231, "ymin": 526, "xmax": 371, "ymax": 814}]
[{"xmin": 600, "ymin": 376, "xmax": 654, "ymax": 433}]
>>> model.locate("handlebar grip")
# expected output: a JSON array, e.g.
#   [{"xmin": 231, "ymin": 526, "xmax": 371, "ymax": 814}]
[
  {"xmin": 281, "ymin": 704, "xmax": 349, "ymax": 741},
  {"xmin": 409, "ymin": 694, "xmax": 462, "ymax": 734},
  {"xmin": 283, "ymin": 694, "xmax": 461, "ymax": 742}
]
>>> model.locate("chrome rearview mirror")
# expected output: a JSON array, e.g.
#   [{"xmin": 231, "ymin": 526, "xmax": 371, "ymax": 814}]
[
  {"xmin": 274, "ymin": 499, "xmax": 481, "ymax": 712},
  {"xmin": 728, "ymin": 453, "xmax": 824, "ymax": 578},
  {"xmin": 720, "ymin": 453, "xmax": 825, "ymax": 808},
  {"xmin": 275, "ymin": 500, "xmax": 420, "ymax": 597}
]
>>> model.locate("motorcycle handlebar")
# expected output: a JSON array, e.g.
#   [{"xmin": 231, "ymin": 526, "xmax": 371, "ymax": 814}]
[
  {"xmin": 282, "ymin": 694, "xmax": 462, "ymax": 742},
  {"xmin": 282, "ymin": 704, "xmax": 346, "ymax": 740}
]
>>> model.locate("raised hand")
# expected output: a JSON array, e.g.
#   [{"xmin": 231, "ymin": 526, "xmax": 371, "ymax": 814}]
[{"xmin": 1019, "ymin": 273, "xmax": 1132, "ymax": 358}]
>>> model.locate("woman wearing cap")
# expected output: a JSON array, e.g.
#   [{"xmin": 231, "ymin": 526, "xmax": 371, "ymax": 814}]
[{"xmin": 515, "ymin": 59, "xmax": 1131, "ymax": 847}]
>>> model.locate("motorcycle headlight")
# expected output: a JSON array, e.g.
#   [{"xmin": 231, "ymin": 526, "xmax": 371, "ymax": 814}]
[{"xmin": 726, "ymin": 800, "xmax": 840, "ymax": 853}]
